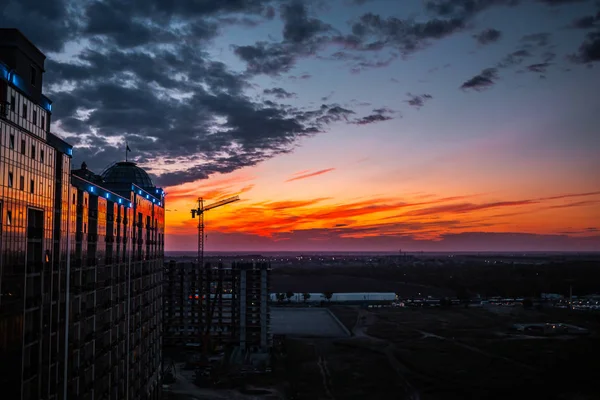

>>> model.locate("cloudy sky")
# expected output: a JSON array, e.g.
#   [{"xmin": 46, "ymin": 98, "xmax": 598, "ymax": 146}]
[{"xmin": 3, "ymin": 0, "xmax": 599, "ymax": 252}]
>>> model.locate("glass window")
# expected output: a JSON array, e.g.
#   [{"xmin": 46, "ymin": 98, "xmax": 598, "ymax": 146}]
[
  {"xmin": 30, "ymin": 179, "xmax": 34, "ymax": 193},
  {"xmin": 41, "ymin": 116, "xmax": 45, "ymax": 129},
  {"xmin": 10, "ymin": 96, "xmax": 15, "ymax": 111},
  {"xmin": 21, "ymin": 139, "xmax": 26, "ymax": 154},
  {"xmin": 7, "ymin": 211, "xmax": 12, "ymax": 225},
  {"xmin": 41, "ymin": 150, "xmax": 44, "ymax": 163},
  {"xmin": 23, "ymin": 103, "xmax": 27, "ymax": 118},
  {"xmin": 33, "ymin": 110, "xmax": 37, "ymax": 126},
  {"xmin": 20, "ymin": 175, "xmax": 24, "ymax": 191},
  {"xmin": 9, "ymin": 134, "xmax": 14, "ymax": 149},
  {"xmin": 31, "ymin": 144, "xmax": 36, "ymax": 160},
  {"xmin": 8, "ymin": 172, "xmax": 13, "ymax": 187}
]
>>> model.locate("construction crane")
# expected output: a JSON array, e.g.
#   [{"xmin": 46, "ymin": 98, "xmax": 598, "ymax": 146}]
[
  {"xmin": 190, "ymin": 195, "xmax": 240, "ymax": 354},
  {"xmin": 191, "ymin": 195, "xmax": 240, "ymax": 271}
]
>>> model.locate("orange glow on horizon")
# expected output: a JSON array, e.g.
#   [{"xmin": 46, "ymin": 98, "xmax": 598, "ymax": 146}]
[{"xmin": 162, "ymin": 170, "xmax": 600, "ymax": 250}]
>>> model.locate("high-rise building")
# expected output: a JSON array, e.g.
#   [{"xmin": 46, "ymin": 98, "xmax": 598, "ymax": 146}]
[
  {"xmin": 163, "ymin": 261, "xmax": 271, "ymax": 354},
  {"xmin": 0, "ymin": 29, "xmax": 164, "ymax": 400},
  {"xmin": 68, "ymin": 161, "xmax": 165, "ymax": 399},
  {"xmin": 0, "ymin": 28, "xmax": 71, "ymax": 400}
]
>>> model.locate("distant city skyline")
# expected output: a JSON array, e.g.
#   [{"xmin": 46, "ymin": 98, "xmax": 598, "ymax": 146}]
[{"xmin": 3, "ymin": 0, "xmax": 599, "ymax": 251}]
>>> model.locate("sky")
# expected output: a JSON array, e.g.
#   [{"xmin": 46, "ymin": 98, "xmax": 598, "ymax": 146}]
[{"xmin": 2, "ymin": 0, "xmax": 600, "ymax": 252}]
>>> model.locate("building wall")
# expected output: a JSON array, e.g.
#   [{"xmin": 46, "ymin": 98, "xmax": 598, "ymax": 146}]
[
  {"xmin": 67, "ymin": 179, "xmax": 163, "ymax": 400},
  {"xmin": 163, "ymin": 261, "xmax": 271, "ymax": 354},
  {"xmin": 0, "ymin": 72, "xmax": 63, "ymax": 400},
  {"xmin": 1, "ymin": 30, "xmax": 163, "ymax": 400}
]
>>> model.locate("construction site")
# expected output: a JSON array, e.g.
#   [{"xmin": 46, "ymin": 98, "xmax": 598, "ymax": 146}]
[
  {"xmin": 161, "ymin": 196, "xmax": 275, "ymax": 398},
  {"xmin": 163, "ymin": 260, "xmax": 271, "ymax": 355}
]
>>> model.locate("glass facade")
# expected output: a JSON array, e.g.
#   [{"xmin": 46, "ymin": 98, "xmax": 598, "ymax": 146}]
[{"xmin": 0, "ymin": 29, "xmax": 164, "ymax": 400}]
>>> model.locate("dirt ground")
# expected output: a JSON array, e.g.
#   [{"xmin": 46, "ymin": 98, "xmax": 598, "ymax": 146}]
[{"xmin": 327, "ymin": 306, "xmax": 600, "ymax": 400}]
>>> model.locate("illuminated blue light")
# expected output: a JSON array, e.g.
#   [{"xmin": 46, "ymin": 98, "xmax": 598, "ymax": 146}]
[
  {"xmin": 105, "ymin": 193, "xmax": 110, "ymax": 199},
  {"xmin": 90, "ymin": 186, "xmax": 94, "ymax": 192},
  {"xmin": 0, "ymin": 63, "xmax": 8, "ymax": 80},
  {"xmin": 66, "ymin": 148, "xmax": 73, "ymax": 156},
  {"xmin": 152, "ymin": 198, "xmax": 155, "ymax": 203},
  {"xmin": 10, "ymin": 72, "xmax": 27, "ymax": 93},
  {"xmin": 158, "ymin": 202, "xmax": 161, "ymax": 206},
  {"xmin": 129, "ymin": 202, "xmax": 133, "ymax": 208},
  {"xmin": 156, "ymin": 189, "xmax": 159, "ymax": 194},
  {"xmin": 138, "ymin": 190, "xmax": 142, "ymax": 195},
  {"xmin": 132, "ymin": 185, "xmax": 135, "ymax": 190},
  {"xmin": 146, "ymin": 195, "xmax": 149, "ymax": 199},
  {"xmin": 40, "ymin": 95, "xmax": 53, "ymax": 113},
  {"xmin": 118, "ymin": 198, "xmax": 122, "ymax": 204}
]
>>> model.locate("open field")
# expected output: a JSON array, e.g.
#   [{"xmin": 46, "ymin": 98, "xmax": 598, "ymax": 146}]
[
  {"xmin": 271, "ymin": 308, "xmax": 350, "ymax": 338},
  {"xmin": 283, "ymin": 338, "xmax": 405, "ymax": 400},
  {"xmin": 325, "ymin": 306, "xmax": 600, "ymax": 400}
]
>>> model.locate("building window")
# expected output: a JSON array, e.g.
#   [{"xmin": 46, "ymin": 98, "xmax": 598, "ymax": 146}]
[
  {"xmin": 10, "ymin": 95, "xmax": 15, "ymax": 111},
  {"xmin": 9, "ymin": 134, "xmax": 14, "ymax": 149},
  {"xmin": 19, "ymin": 175, "xmax": 24, "ymax": 191},
  {"xmin": 8, "ymin": 172, "xmax": 13, "ymax": 187},
  {"xmin": 40, "ymin": 150, "xmax": 44, "ymax": 163},
  {"xmin": 84, "ymin": 223, "xmax": 87, "ymax": 233},
  {"xmin": 41, "ymin": 115, "xmax": 45, "ymax": 129},
  {"xmin": 30, "ymin": 179, "xmax": 34, "ymax": 193},
  {"xmin": 7, "ymin": 211, "xmax": 12, "ymax": 226},
  {"xmin": 72, "ymin": 193, "xmax": 76, "ymax": 204},
  {"xmin": 22, "ymin": 103, "xmax": 27, "ymax": 118},
  {"xmin": 32, "ymin": 110, "xmax": 37, "ymax": 126},
  {"xmin": 31, "ymin": 66, "xmax": 37, "ymax": 86},
  {"xmin": 21, "ymin": 139, "xmax": 25, "ymax": 154},
  {"xmin": 31, "ymin": 144, "xmax": 35, "ymax": 160}
]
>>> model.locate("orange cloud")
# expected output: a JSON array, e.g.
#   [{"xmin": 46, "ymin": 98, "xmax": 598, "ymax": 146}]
[
  {"xmin": 285, "ymin": 168, "xmax": 335, "ymax": 182},
  {"xmin": 164, "ymin": 188, "xmax": 600, "ymax": 248}
]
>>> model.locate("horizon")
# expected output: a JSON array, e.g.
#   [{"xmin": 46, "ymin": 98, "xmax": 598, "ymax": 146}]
[{"xmin": 4, "ymin": 0, "xmax": 599, "ymax": 252}]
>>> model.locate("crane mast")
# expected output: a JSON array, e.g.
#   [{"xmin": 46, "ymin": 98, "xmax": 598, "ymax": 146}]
[{"xmin": 190, "ymin": 195, "xmax": 240, "ymax": 354}]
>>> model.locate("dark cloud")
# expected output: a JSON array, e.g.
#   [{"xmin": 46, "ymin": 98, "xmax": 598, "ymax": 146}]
[
  {"xmin": 405, "ymin": 93, "xmax": 434, "ymax": 109},
  {"xmin": 526, "ymin": 62, "xmax": 551, "ymax": 73},
  {"xmin": 233, "ymin": 1, "xmax": 332, "ymax": 76},
  {"xmin": 569, "ymin": 15, "xmax": 599, "ymax": 29},
  {"xmin": 288, "ymin": 73, "xmax": 312, "ymax": 80},
  {"xmin": 497, "ymin": 49, "xmax": 532, "ymax": 68},
  {"xmin": 460, "ymin": 68, "xmax": 498, "ymax": 91},
  {"xmin": 351, "ymin": 107, "xmax": 396, "ymax": 125},
  {"xmin": 351, "ymin": 12, "xmax": 466, "ymax": 55},
  {"xmin": 425, "ymin": 0, "xmax": 521, "ymax": 19},
  {"xmin": 473, "ymin": 28, "xmax": 502, "ymax": 45},
  {"xmin": 520, "ymin": 32, "xmax": 552, "ymax": 48},
  {"xmin": 352, "ymin": 114, "xmax": 393, "ymax": 125},
  {"xmin": 3, "ymin": 0, "xmax": 395, "ymax": 188},
  {"xmin": 571, "ymin": 30, "xmax": 600, "ymax": 63},
  {"xmin": 536, "ymin": 0, "xmax": 588, "ymax": 5},
  {"xmin": 281, "ymin": 1, "xmax": 331, "ymax": 43},
  {"xmin": 0, "ymin": 0, "xmax": 79, "ymax": 52},
  {"xmin": 233, "ymin": 42, "xmax": 297, "ymax": 75},
  {"xmin": 234, "ymin": 0, "xmax": 523, "ymax": 75},
  {"xmin": 263, "ymin": 87, "xmax": 297, "ymax": 99}
]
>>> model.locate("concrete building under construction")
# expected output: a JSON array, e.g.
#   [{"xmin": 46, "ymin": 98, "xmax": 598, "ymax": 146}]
[{"xmin": 163, "ymin": 261, "xmax": 271, "ymax": 353}]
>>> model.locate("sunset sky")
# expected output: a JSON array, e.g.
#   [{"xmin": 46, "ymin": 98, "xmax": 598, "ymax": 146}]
[{"xmin": 4, "ymin": 0, "xmax": 599, "ymax": 251}]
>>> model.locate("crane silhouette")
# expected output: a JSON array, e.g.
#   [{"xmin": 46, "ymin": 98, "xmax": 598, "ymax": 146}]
[{"xmin": 190, "ymin": 195, "xmax": 240, "ymax": 353}]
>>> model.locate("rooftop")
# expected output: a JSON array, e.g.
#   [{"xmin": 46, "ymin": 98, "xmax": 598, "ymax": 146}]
[{"xmin": 101, "ymin": 161, "xmax": 155, "ymax": 188}]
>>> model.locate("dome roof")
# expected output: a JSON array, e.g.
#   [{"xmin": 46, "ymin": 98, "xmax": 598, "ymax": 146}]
[{"xmin": 101, "ymin": 161, "xmax": 155, "ymax": 188}]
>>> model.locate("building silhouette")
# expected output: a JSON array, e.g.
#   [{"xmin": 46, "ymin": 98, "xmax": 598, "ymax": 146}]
[
  {"xmin": 163, "ymin": 261, "xmax": 271, "ymax": 354},
  {"xmin": 0, "ymin": 29, "xmax": 164, "ymax": 400}
]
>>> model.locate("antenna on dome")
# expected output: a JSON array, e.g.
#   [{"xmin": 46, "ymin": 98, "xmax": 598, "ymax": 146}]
[{"xmin": 125, "ymin": 141, "xmax": 132, "ymax": 162}]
